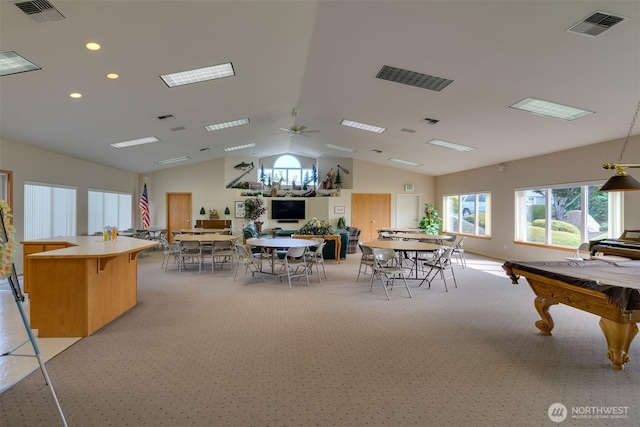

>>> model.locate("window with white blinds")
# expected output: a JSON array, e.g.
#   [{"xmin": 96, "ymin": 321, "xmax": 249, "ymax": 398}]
[
  {"xmin": 24, "ymin": 182, "xmax": 76, "ymax": 240},
  {"xmin": 88, "ymin": 190, "xmax": 132, "ymax": 235}
]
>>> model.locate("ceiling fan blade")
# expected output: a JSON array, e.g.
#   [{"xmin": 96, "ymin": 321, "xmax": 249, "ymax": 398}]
[
  {"xmin": 297, "ymin": 125, "xmax": 307, "ymax": 132},
  {"xmin": 279, "ymin": 128, "xmax": 291, "ymax": 132},
  {"xmin": 304, "ymin": 130, "xmax": 320, "ymax": 133}
]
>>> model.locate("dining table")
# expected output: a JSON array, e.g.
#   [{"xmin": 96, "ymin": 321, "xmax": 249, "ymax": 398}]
[
  {"xmin": 179, "ymin": 228, "xmax": 227, "ymax": 234},
  {"xmin": 387, "ymin": 233, "xmax": 453, "ymax": 244},
  {"xmin": 245, "ymin": 237, "xmax": 317, "ymax": 274},
  {"xmin": 174, "ymin": 233, "xmax": 237, "ymax": 243},
  {"xmin": 378, "ymin": 227, "xmax": 427, "ymax": 234},
  {"xmin": 364, "ymin": 239, "xmax": 443, "ymax": 280}
]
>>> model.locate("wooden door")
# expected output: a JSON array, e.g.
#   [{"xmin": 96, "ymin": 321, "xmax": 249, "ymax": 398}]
[
  {"xmin": 167, "ymin": 192, "xmax": 192, "ymax": 242},
  {"xmin": 351, "ymin": 193, "xmax": 391, "ymax": 242}
]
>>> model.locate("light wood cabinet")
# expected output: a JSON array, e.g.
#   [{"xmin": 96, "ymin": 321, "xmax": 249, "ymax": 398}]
[
  {"xmin": 195, "ymin": 219, "xmax": 232, "ymax": 229},
  {"xmin": 22, "ymin": 241, "xmax": 71, "ymax": 293}
]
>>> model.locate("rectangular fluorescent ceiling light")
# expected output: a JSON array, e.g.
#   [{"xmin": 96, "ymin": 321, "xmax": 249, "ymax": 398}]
[
  {"xmin": 510, "ymin": 98, "xmax": 594, "ymax": 121},
  {"xmin": 341, "ymin": 119, "xmax": 386, "ymax": 134},
  {"xmin": 388, "ymin": 158, "xmax": 423, "ymax": 167},
  {"xmin": 325, "ymin": 144, "xmax": 357, "ymax": 153},
  {"xmin": 0, "ymin": 50, "xmax": 41, "ymax": 76},
  {"xmin": 110, "ymin": 136, "xmax": 160, "ymax": 149},
  {"xmin": 427, "ymin": 139, "xmax": 476, "ymax": 152},
  {"xmin": 205, "ymin": 118, "xmax": 249, "ymax": 131},
  {"xmin": 154, "ymin": 156, "xmax": 191, "ymax": 165},
  {"xmin": 160, "ymin": 62, "xmax": 235, "ymax": 87},
  {"xmin": 224, "ymin": 143, "xmax": 256, "ymax": 152},
  {"xmin": 376, "ymin": 65, "xmax": 453, "ymax": 92}
]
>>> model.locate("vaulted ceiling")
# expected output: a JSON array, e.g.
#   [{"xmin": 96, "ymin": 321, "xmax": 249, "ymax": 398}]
[{"xmin": 1, "ymin": 1, "xmax": 638, "ymax": 175}]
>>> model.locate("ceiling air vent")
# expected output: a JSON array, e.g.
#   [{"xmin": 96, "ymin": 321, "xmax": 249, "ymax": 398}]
[
  {"xmin": 376, "ymin": 65, "xmax": 453, "ymax": 92},
  {"xmin": 567, "ymin": 11, "xmax": 626, "ymax": 37},
  {"xmin": 13, "ymin": 0, "xmax": 65, "ymax": 23}
]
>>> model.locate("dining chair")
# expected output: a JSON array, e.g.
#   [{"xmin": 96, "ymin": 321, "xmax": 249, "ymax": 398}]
[
  {"xmin": 357, "ymin": 242, "xmax": 375, "ymax": 281},
  {"xmin": 305, "ymin": 241, "xmax": 327, "ymax": 283},
  {"xmin": 160, "ymin": 237, "xmax": 179, "ymax": 271},
  {"xmin": 420, "ymin": 248, "xmax": 457, "ymax": 291},
  {"xmin": 566, "ymin": 242, "xmax": 592, "ymax": 261},
  {"xmin": 177, "ymin": 240, "xmax": 202, "ymax": 273},
  {"xmin": 450, "ymin": 236, "xmax": 467, "ymax": 267},
  {"xmin": 234, "ymin": 243, "xmax": 265, "ymax": 282},
  {"xmin": 369, "ymin": 247, "xmax": 412, "ymax": 300},
  {"xmin": 200, "ymin": 240, "xmax": 215, "ymax": 272},
  {"xmin": 213, "ymin": 238, "xmax": 237, "ymax": 270},
  {"xmin": 276, "ymin": 246, "xmax": 311, "ymax": 287}
]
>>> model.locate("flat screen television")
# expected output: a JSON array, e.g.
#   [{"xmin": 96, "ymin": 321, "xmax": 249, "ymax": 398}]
[{"xmin": 271, "ymin": 199, "xmax": 305, "ymax": 221}]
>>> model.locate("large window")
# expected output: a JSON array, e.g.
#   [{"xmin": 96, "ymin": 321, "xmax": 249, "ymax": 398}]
[
  {"xmin": 264, "ymin": 155, "xmax": 312, "ymax": 187},
  {"xmin": 443, "ymin": 192, "xmax": 491, "ymax": 237},
  {"xmin": 88, "ymin": 190, "xmax": 132, "ymax": 235},
  {"xmin": 515, "ymin": 183, "xmax": 622, "ymax": 248},
  {"xmin": 24, "ymin": 182, "xmax": 76, "ymax": 240}
]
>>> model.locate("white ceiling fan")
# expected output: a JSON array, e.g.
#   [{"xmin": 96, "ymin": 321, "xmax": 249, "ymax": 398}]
[{"xmin": 280, "ymin": 125, "xmax": 319, "ymax": 137}]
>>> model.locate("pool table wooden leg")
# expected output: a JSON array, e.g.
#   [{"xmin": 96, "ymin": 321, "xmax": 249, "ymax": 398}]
[
  {"xmin": 599, "ymin": 318, "xmax": 638, "ymax": 370},
  {"xmin": 534, "ymin": 296, "xmax": 557, "ymax": 336}
]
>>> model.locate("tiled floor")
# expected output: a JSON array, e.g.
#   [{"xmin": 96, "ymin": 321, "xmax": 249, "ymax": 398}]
[{"xmin": 0, "ymin": 279, "xmax": 80, "ymax": 393}]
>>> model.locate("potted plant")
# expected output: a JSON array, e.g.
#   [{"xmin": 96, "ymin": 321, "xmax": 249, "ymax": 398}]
[
  {"xmin": 418, "ymin": 203, "xmax": 442, "ymax": 234},
  {"xmin": 209, "ymin": 209, "xmax": 218, "ymax": 219},
  {"xmin": 244, "ymin": 197, "xmax": 266, "ymax": 232},
  {"xmin": 224, "ymin": 206, "xmax": 231, "ymax": 220},
  {"xmin": 298, "ymin": 217, "xmax": 335, "ymax": 236}
]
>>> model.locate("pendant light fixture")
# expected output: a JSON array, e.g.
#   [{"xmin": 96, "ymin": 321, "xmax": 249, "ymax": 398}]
[{"xmin": 600, "ymin": 100, "xmax": 640, "ymax": 192}]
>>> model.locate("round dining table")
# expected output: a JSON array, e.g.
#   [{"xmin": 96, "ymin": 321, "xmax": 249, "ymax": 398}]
[
  {"xmin": 246, "ymin": 238, "xmax": 318, "ymax": 274},
  {"xmin": 363, "ymin": 239, "xmax": 443, "ymax": 280}
]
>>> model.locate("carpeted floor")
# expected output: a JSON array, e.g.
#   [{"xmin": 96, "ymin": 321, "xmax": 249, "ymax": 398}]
[{"xmin": 1, "ymin": 250, "xmax": 638, "ymax": 426}]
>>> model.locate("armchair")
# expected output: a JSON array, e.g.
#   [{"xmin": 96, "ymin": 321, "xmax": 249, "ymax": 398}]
[{"xmin": 344, "ymin": 226, "xmax": 361, "ymax": 254}]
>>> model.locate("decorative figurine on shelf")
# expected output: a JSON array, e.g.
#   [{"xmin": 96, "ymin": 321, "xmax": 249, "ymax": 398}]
[
  {"xmin": 335, "ymin": 168, "xmax": 342, "ymax": 190},
  {"xmin": 311, "ymin": 164, "xmax": 318, "ymax": 190},
  {"xmin": 321, "ymin": 168, "xmax": 334, "ymax": 190},
  {"xmin": 260, "ymin": 165, "xmax": 266, "ymax": 189}
]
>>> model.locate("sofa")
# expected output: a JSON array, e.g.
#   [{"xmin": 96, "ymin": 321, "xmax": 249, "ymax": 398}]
[
  {"xmin": 242, "ymin": 223, "xmax": 272, "ymax": 240},
  {"xmin": 344, "ymin": 226, "xmax": 361, "ymax": 254}
]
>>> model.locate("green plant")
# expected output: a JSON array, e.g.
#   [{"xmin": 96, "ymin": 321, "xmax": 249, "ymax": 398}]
[
  {"xmin": 418, "ymin": 203, "xmax": 442, "ymax": 234},
  {"xmin": 336, "ymin": 216, "xmax": 346, "ymax": 229},
  {"xmin": 531, "ymin": 219, "xmax": 579, "ymax": 234},
  {"xmin": 298, "ymin": 217, "xmax": 335, "ymax": 235},
  {"xmin": 224, "ymin": 207, "xmax": 230, "ymax": 216},
  {"xmin": 244, "ymin": 197, "xmax": 266, "ymax": 221}
]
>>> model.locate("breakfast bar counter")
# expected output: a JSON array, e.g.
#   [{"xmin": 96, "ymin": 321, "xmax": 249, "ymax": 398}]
[{"xmin": 22, "ymin": 236, "xmax": 158, "ymax": 337}]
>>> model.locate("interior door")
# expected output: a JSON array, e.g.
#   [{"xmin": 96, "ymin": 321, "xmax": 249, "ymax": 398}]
[
  {"xmin": 351, "ymin": 193, "xmax": 391, "ymax": 242},
  {"xmin": 166, "ymin": 192, "xmax": 192, "ymax": 242}
]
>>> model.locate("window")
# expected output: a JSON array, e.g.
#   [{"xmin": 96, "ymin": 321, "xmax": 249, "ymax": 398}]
[
  {"xmin": 443, "ymin": 192, "xmax": 491, "ymax": 237},
  {"xmin": 24, "ymin": 182, "xmax": 76, "ymax": 240},
  {"xmin": 88, "ymin": 190, "xmax": 133, "ymax": 235},
  {"xmin": 514, "ymin": 183, "xmax": 622, "ymax": 248},
  {"xmin": 265, "ymin": 155, "xmax": 312, "ymax": 187}
]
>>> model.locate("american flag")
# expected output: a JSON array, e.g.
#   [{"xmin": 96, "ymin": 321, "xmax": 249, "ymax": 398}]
[{"xmin": 139, "ymin": 182, "xmax": 150, "ymax": 229}]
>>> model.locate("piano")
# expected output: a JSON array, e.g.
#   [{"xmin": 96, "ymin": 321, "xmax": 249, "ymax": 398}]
[{"xmin": 590, "ymin": 229, "xmax": 640, "ymax": 260}]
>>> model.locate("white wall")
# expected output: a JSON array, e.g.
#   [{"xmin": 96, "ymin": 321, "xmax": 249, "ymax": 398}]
[
  {"xmin": 435, "ymin": 136, "xmax": 640, "ymax": 261},
  {"xmin": 0, "ymin": 138, "xmax": 139, "ymax": 272}
]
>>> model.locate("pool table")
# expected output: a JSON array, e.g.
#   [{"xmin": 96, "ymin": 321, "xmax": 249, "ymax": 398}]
[{"xmin": 503, "ymin": 260, "xmax": 640, "ymax": 370}]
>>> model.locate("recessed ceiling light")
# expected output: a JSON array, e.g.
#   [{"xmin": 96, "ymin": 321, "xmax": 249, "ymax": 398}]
[
  {"xmin": 510, "ymin": 98, "xmax": 594, "ymax": 121},
  {"xmin": 154, "ymin": 156, "xmax": 191, "ymax": 165},
  {"xmin": 325, "ymin": 144, "xmax": 357, "ymax": 153},
  {"xmin": 224, "ymin": 143, "xmax": 256, "ymax": 152},
  {"xmin": 0, "ymin": 50, "xmax": 41, "ymax": 76},
  {"xmin": 160, "ymin": 62, "xmax": 235, "ymax": 88},
  {"xmin": 427, "ymin": 139, "xmax": 476, "ymax": 152},
  {"xmin": 110, "ymin": 136, "xmax": 160, "ymax": 149},
  {"xmin": 69, "ymin": 92, "xmax": 82, "ymax": 99},
  {"xmin": 106, "ymin": 73, "xmax": 119, "ymax": 79},
  {"xmin": 85, "ymin": 42, "xmax": 100, "ymax": 51},
  {"xmin": 340, "ymin": 119, "xmax": 386, "ymax": 133},
  {"xmin": 205, "ymin": 118, "xmax": 250, "ymax": 131},
  {"xmin": 388, "ymin": 158, "xmax": 423, "ymax": 167}
]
